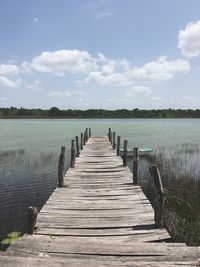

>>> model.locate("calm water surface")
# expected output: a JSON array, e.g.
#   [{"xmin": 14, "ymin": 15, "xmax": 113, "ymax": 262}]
[{"xmin": 0, "ymin": 118, "xmax": 200, "ymax": 241}]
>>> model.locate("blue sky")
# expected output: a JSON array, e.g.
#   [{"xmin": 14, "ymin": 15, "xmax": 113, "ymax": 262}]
[{"xmin": 0, "ymin": 0, "xmax": 200, "ymax": 109}]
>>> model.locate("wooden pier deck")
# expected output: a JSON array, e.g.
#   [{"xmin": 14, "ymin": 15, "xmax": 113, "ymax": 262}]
[{"xmin": 1, "ymin": 136, "xmax": 200, "ymax": 266}]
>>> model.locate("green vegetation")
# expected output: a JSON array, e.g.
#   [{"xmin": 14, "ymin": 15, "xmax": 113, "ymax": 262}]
[
  {"xmin": 1, "ymin": 107, "xmax": 200, "ymax": 118},
  {"xmin": 1, "ymin": 231, "xmax": 21, "ymax": 250},
  {"xmin": 141, "ymin": 145, "xmax": 200, "ymax": 245}
]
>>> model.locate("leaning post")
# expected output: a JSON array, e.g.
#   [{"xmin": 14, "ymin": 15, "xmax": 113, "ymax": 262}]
[
  {"xmin": 58, "ymin": 146, "xmax": 66, "ymax": 187},
  {"xmin": 133, "ymin": 147, "xmax": 139, "ymax": 184},
  {"xmin": 149, "ymin": 164, "xmax": 165, "ymax": 228},
  {"xmin": 116, "ymin": 136, "xmax": 121, "ymax": 156},
  {"xmin": 122, "ymin": 140, "xmax": 128, "ymax": 166},
  {"xmin": 27, "ymin": 206, "xmax": 38, "ymax": 234}
]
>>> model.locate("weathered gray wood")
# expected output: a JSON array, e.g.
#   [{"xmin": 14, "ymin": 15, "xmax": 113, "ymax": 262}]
[
  {"xmin": 122, "ymin": 140, "xmax": 128, "ymax": 166},
  {"xmin": 75, "ymin": 136, "xmax": 80, "ymax": 157},
  {"xmin": 116, "ymin": 136, "xmax": 120, "ymax": 156},
  {"xmin": 133, "ymin": 147, "xmax": 139, "ymax": 184},
  {"xmin": 58, "ymin": 146, "xmax": 65, "ymax": 187},
  {"xmin": 70, "ymin": 140, "xmax": 75, "ymax": 168},
  {"xmin": 112, "ymin": 131, "xmax": 116, "ymax": 149},
  {"xmin": 149, "ymin": 164, "xmax": 165, "ymax": 228},
  {"xmin": 28, "ymin": 207, "xmax": 38, "ymax": 234}
]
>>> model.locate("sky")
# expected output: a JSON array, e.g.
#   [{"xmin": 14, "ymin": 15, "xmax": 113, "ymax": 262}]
[{"xmin": 0, "ymin": 0, "xmax": 200, "ymax": 110}]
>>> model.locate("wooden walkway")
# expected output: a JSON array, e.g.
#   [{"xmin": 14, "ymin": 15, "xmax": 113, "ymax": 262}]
[{"xmin": 1, "ymin": 136, "xmax": 200, "ymax": 266}]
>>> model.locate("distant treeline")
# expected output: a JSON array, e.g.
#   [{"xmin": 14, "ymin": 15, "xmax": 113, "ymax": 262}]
[{"xmin": 1, "ymin": 107, "xmax": 200, "ymax": 118}]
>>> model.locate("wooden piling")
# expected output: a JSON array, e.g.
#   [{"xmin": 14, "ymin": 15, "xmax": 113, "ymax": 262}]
[
  {"xmin": 112, "ymin": 131, "xmax": 116, "ymax": 149},
  {"xmin": 85, "ymin": 128, "xmax": 88, "ymax": 142},
  {"xmin": 108, "ymin": 128, "xmax": 111, "ymax": 142},
  {"xmin": 89, "ymin": 128, "xmax": 91, "ymax": 138},
  {"xmin": 70, "ymin": 140, "xmax": 76, "ymax": 167},
  {"xmin": 58, "ymin": 146, "xmax": 65, "ymax": 187},
  {"xmin": 80, "ymin": 133, "xmax": 83, "ymax": 150},
  {"xmin": 83, "ymin": 131, "xmax": 86, "ymax": 145},
  {"xmin": 122, "ymin": 140, "xmax": 128, "ymax": 166},
  {"xmin": 149, "ymin": 164, "xmax": 165, "ymax": 228},
  {"xmin": 75, "ymin": 136, "xmax": 80, "ymax": 157},
  {"xmin": 133, "ymin": 147, "xmax": 139, "ymax": 184},
  {"xmin": 117, "ymin": 136, "xmax": 121, "ymax": 156},
  {"xmin": 27, "ymin": 206, "xmax": 38, "ymax": 234}
]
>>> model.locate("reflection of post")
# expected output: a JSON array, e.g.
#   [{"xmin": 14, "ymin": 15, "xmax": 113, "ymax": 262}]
[
  {"xmin": 58, "ymin": 146, "xmax": 65, "ymax": 187},
  {"xmin": 28, "ymin": 206, "xmax": 38, "ymax": 234},
  {"xmin": 133, "ymin": 147, "xmax": 139, "ymax": 184},
  {"xmin": 149, "ymin": 164, "xmax": 165, "ymax": 228},
  {"xmin": 123, "ymin": 140, "xmax": 128, "ymax": 166},
  {"xmin": 70, "ymin": 140, "xmax": 75, "ymax": 167},
  {"xmin": 112, "ymin": 131, "xmax": 116, "ymax": 149},
  {"xmin": 76, "ymin": 136, "xmax": 80, "ymax": 157},
  {"xmin": 117, "ymin": 136, "xmax": 121, "ymax": 156}
]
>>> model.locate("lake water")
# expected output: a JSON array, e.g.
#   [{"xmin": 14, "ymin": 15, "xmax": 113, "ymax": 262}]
[{"xmin": 1, "ymin": 118, "xmax": 200, "ymax": 242}]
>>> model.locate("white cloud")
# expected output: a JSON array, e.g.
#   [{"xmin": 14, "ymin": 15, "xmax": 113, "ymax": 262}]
[
  {"xmin": 0, "ymin": 76, "xmax": 21, "ymax": 88},
  {"xmin": 126, "ymin": 56, "xmax": 190, "ymax": 82},
  {"xmin": 96, "ymin": 11, "xmax": 112, "ymax": 19},
  {"xmin": 49, "ymin": 91, "xmax": 71, "ymax": 97},
  {"xmin": 28, "ymin": 50, "xmax": 96, "ymax": 76},
  {"xmin": 0, "ymin": 64, "xmax": 19, "ymax": 76},
  {"xmin": 125, "ymin": 86, "xmax": 151, "ymax": 97},
  {"xmin": 178, "ymin": 21, "xmax": 200, "ymax": 58},
  {"xmin": 26, "ymin": 80, "xmax": 42, "ymax": 91}
]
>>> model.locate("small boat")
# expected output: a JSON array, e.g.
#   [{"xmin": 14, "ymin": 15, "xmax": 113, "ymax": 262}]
[{"xmin": 120, "ymin": 147, "xmax": 152, "ymax": 157}]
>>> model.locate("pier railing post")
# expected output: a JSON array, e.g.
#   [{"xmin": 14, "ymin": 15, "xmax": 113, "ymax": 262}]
[
  {"xmin": 110, "ymin": 131, "xmax": 113, "ymax": 146},
  {"xmin": 89, "ymin": 128, "xmax": 91, "ymax": 138},
  {"xmin": 85, "ymin": 128, "xmax": 88, "ymax": 142},
  {"xmin": 117, "ymin": 136, "xmax": 121, "ymax": 156},
  {"xmin": 112, "ymin": 131, "xmax": 116, "ymax": 149},
  {"xmin": 76, "ymin": 136, "xmax": 80, "ymax": 157},
  {"xmin": 133, "ymin": 147, "xmax": 139, "ymax": 184},
  {"xmin": 58, "ymin": 146, "xmax": 65, "ymax": 187},
  {"xmin": 80, "ymin": 133, "xmax": 83, "ymax": 150},
  {"xmin": 149, "ymin": 164, "xmax": 165, "ymax": 228},
  {"xmin": 122, "ymin": 140, "xmax": 128, "ymax": 166},
  {"xmin": 28, "ymin": 206, "xmax": 38, "ymax": 234},
  {"xmin": 108, "ymin": 128, "xmax": 111, "ymax": 142},
  {"xmin": 70, "ymin": 140, "xmax": 76, "ymax": 167}
]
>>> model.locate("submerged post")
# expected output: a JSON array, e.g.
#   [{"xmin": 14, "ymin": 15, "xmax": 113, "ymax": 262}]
[
  {"xmin": 112, "ymin": 131, "xmax": 116, "ymax": 149},
  {"xmin": 149, "ymin": 164, "xmax": 165, "ymax": 228},
  {"xmin": 80, "ymin": 133, "xmax": 83, "ymax": 150},
  {"xmin": 89, "ymin": 128, "xmax": 91, "ymax": 138},
  {"xmin": 123, "ymin": 140, "xmax": 128, "ymax": 166},
  {"xmin": 58, "ymin": 146, "xmax": 66, "ymax": 187},
  {"xmin": 70, "ymin": 140, "xmax": 76, "ymax": 167},
  {"xmin": 28, "ymin": 206, "xmax": 38, "ymax": 234},
  {"xmin": 76, "ymin": 136, "xmax": 80, "ymax": 157},
  {"xmin": 133, "ymin": 147, "xmax": 139, "ymax": 184},
  {"xmin": 117, "ymin": 136, "xmax": 121, "ymax": 156}
]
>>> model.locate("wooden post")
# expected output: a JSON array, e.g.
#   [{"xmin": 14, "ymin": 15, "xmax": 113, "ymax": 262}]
[
  {"xmin": 108, "ymin": 128, "xmax": 111, "ymax": 142},
  {"xmin": 83, "ymin": 131, "xmax": 86, "ymax": 145},
  {"xmin": 70, "ymin": 140, "xmax": 75, "ymax": 167},
  {"xmin": 28, "ymin": 206, "xmax": 38, "ymax": 234},
  {"xmin": 117, "ymin": 136, "xmax": 121, "ymax": 156},
  {"xmin": 122, "ymin": 140, "xmax": 128, "ymax": 166},
  {"xmin": 80, "ymin": 133, "xmax": 83, "ymax": 150},
  {"xmin": 112, "ymin": 132, "xmax": 116, "ymax": 149},
  {"xmin": 110, "ymin": 131, "xmax": 113, "ymax": 146},
  {"xmin": 149, "ymin": 164, "xmax": 165, "ymax": 228},
  {"xmin": 85, "ymin": 128, "xmax": 88, "ymax": 142},
  {"xmin": 133, "ymin": 147, "xmax": 139, "ymax": 184},
  {"xmin": 75, "ymin": 136, "xmax": 80, "ymax": 157},
  {"xmin": 89, "ymin": 128, "xmax": 91, "ymax": 138},
  {"xmin": 58, "ymin": 146, "xmax": 65, "ymax": 187}
]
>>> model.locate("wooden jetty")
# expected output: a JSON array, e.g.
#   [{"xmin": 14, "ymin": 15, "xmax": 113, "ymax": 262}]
[{"xmin": 0, "ymin": 132, "xmax": 200, "ymax": 266}]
